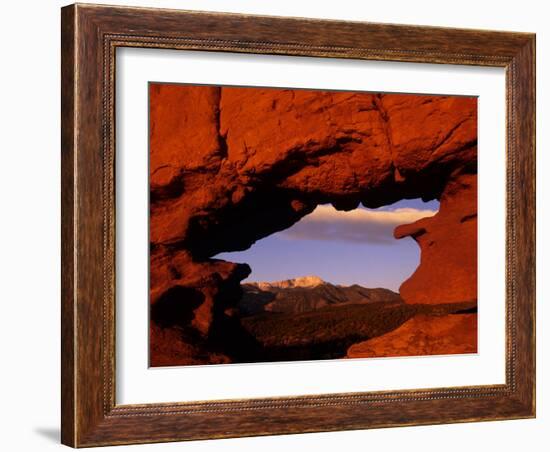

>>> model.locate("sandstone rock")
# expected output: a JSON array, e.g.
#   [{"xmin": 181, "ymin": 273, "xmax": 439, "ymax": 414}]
[
  {"xmin": 149, "ymin": 86, "xmax": 477, "ymax": 248},
  {"xmin": 148, "ymin": 84, "xmax": 478, "ymax": 365},
  {"xmin": 394, "ymin": 172, "xmax": 477, "ymax": 304},
  {"xmin": 149, "ymin": 323, "xmax": 231, "ymax": 367},
  {"xmin": 346, "ymin": 314, "xmax": 477, "ymax": 358}
]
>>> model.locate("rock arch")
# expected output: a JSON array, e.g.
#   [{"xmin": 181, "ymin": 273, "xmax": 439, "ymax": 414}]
[{"xmin": 149, "ymin": 84, "xmax": 477, "ymax": 363}]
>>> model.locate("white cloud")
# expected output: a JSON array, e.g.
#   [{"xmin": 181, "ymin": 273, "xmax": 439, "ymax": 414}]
[{"xmin": 281, "ymin": 204, "xmax": 436, "ymax": 244}]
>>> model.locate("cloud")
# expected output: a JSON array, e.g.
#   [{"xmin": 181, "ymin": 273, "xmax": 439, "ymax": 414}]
[{"xmin": 280, "ymin": 204, "xmax": 436, "ymax": 245}]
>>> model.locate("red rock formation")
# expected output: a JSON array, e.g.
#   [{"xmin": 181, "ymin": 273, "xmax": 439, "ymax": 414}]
[
  {"xmin": 148, "ymin": 84, "xmax": 478, "ymax": 364},
  {"xmin": 394, "ymin": 173, "xmax": 477, "ymax": 304},
  {"xmin": 346, "ymin": 314, "xmax": 477, "ymax": 358}
]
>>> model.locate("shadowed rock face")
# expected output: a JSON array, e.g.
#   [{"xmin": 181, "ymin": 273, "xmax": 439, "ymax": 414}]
[{"xmin": 149, "ymin": 84, "xmax": 477, "ymax": 364}]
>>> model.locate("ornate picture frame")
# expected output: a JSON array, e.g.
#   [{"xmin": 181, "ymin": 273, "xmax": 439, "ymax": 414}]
[{"xmin": 61, "ymin": 3, "xmax": 535, "ymax": 447}]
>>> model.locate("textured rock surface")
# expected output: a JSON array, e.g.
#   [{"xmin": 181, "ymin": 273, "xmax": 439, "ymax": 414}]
[
  {"xmin": 148, "ymin": 84, "xmax": 478, "ymax": 364},
  {"xmin": 346, "ymin": 314, "xmax": 477, "ymax": 358},
  {"xmin": 394, "ymin": 173, "xmax": 477, "ymax": 304}
]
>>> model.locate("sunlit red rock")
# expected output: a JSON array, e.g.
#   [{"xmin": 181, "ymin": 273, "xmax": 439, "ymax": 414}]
[
  {"xmin": 148, "ymin": 84, "xmax": 478, "ymax": 364},
  {"xmin": 394, "ymin": 173, "xmax": 477, "ymax": 305},
  {"xmin": 346, "ymin": 314, "xmax": 477, "ymax": 358}
]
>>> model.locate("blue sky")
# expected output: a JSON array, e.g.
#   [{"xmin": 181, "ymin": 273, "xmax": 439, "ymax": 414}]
[{"xmin": 215, "ymin": 198, "xmax": 439, "ymax": 292}]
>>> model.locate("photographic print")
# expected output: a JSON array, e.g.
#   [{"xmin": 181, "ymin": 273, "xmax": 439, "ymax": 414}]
[
  {"xmin": 149, "ymin": 83, "xmax": 478, "ymax": 367},
  {"xmin": 61, "ymin": 5, "xmax": 535, "ymax": 444}
]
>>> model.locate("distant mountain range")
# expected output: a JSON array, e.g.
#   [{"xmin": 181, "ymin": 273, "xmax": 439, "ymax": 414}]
[{"xmin": 238, "ymin": 276, "xmax": 403, "ymax": 315}]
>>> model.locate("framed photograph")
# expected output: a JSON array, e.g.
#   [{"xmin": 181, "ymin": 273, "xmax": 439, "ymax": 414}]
[{"xmin": 61, "ymin": 3, "xmax": 535, "ymax": 447}]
